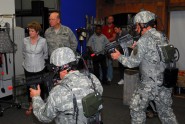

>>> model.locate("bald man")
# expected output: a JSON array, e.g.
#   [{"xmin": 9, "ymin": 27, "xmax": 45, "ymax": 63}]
[{"xmin": 45, "ymin": 11, "xmax": 78, "ymax": 56}]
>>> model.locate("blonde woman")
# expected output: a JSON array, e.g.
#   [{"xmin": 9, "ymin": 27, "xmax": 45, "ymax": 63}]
[{"xmin": 22, "ymin": 21, "xmax": 48, "ymax": 115}]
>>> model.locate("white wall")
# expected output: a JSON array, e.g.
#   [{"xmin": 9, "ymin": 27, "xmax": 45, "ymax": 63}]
[
  {"xmin": 14, "ymin": 27, "xmax": 25, "ymax": 76},
  {"xmin": 170, "ymin": 11, "xmax": 185, "ymax": 70},
  {"xmin": 0, "ymin": 0, "xmax": 15, "ymax": 27},
  {"xmin": 0, "ymin": 0, "xmax": 15, "ymax": 14}
]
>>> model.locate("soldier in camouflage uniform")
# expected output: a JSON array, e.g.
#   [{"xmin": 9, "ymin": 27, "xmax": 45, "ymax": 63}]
[
  {"xmin": 45, "ymin": 12, "xmax": 78, "ymax": 55},
  {"xmin": 111, "ymin": 11, "xmax": 178, "ymax": 124},
  {"xmin": 30, "ymin": 47, "xmax": 103, "ymax": 124}
]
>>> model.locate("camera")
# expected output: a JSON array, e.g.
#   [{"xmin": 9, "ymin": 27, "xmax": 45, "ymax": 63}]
[{"xmin": 76, "ymin": 27, "xmax": 87, "ymax": 41}]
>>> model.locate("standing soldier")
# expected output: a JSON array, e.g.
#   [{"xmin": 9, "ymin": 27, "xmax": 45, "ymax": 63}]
[{"xmin": 111, "ymin": 11, "xmax": 178, "ymax": 124}]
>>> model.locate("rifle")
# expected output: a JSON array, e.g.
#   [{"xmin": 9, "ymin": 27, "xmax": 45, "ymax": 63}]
[
  {"xmin": 23, "ymin": 72, "xmax": 58, "ymax": 91},
  {"xmin": 91, "ymin": 34, "xmax": 133, "ymax": 57}
]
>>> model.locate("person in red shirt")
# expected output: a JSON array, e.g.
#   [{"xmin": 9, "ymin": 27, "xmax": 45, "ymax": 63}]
[
  {"xmin": 102, "ymin": 16, "xmax": 116, "ymax": 83},
  {"xmin": 102, "ymin": 16, "xmax": 116, "ymax": 42}
]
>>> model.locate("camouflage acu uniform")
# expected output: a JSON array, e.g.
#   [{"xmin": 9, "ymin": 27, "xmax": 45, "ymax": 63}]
[
  {"xmin": 45, "ymin": 25, "xmax": 78, "ymax": 55},
  {"xmin": 32, "ymin": 70, "xmax": 103, "ymax": 124},
  {"xmin": 118, "ymin": 28, "xmax": 178, "ymax": 124}
]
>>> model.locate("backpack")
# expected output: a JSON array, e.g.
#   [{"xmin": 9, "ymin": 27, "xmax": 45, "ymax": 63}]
[{"xmin": 156, "ymin": 36, "xmax": 180, "ymax": 88}]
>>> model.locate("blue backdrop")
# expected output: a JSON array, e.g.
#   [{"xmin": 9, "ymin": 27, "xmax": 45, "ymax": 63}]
[{"xmin": 61, "ymin": 0, "xmax": 96, "ymax": 55}]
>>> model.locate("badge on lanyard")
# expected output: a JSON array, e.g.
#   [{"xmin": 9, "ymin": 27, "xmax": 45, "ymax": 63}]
[{"xmin": 108, "ymin": 29, "xmax": 111, "ymax": 33}]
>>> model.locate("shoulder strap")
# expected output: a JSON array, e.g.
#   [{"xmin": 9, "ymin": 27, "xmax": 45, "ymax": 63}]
[{"xmin": 63, "ymin": 84, "xmax": 79, "ymax": 124}]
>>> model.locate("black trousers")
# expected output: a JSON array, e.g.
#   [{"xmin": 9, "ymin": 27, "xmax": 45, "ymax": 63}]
[
  {"xmin": 119, "ymin": 62, "xmax": 125, "ymax": 80},
  {"xmin": 92, "ymin": 54, "xmax": 107, "ymax": 83},
  {"xmin": 24, "ymin": 67, "xmax": 48, "ymax": 102},
  {"xmin": 117, "ymin": 45, "xmax": 125, "ymax": 80}
]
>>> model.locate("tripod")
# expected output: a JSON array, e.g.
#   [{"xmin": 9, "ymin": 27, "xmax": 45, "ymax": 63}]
[{"xmin": 0, "ymin": 14, "xmax": 21, "ymax": 117}]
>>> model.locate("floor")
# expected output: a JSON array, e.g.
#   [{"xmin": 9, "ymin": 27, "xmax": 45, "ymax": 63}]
[{"xmin": 0, "ymin": 68, "xmax": 185, "ymax": 124}]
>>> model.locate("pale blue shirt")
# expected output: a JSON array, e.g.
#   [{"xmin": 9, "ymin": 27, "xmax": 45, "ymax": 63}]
[
  {"xmin": 22, "ymin": 36, "xmax": 48, "ymax": 72},
  {"xmin": 87, "ymin": 33, "xmax": 109, "ymax": 55}
]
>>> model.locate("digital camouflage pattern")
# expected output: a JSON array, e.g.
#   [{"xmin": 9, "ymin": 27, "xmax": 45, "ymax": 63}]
[
  {"xmin": 118, "ymin": 28, "xmax": 178, "ymax": 124},
  {"xmin": 134, "ymin": 11, "xmax": 156, "ymax": 24},
  {"xmin": 32, "ymin": 70, "xmax": 103, "ymax": 124},
  {"xmin": 45, "ymin": 25, "xmax": 78, "ymax": 55},
  {"xmin": 50, "ymin": 47, "xmax": 76, "ymax": 67}
]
